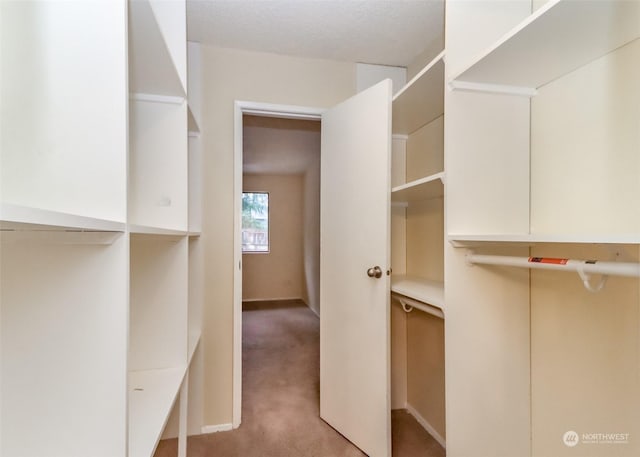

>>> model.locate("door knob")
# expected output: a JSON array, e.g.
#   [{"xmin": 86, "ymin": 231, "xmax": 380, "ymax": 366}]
[{"xmin": 367, "ymin": 266, "xmax": 382, "ymax": 279}]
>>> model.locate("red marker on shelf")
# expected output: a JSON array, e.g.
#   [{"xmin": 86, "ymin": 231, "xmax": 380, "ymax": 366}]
[{"xmin": 528, "ymin": 257, "xmax": 569, "ymax": 265}]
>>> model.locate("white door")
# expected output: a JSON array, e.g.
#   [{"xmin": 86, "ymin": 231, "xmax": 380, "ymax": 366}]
[{"xmin": 320, "ymin": 79, "xmax": 392, "ymax": 457}]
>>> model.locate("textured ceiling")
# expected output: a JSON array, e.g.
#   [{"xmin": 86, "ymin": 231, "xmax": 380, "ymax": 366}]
[
  {"xmin": 243, "ymin": 115, "xmax": 321, "ymax": 175},
  {"xmin": 187, "ymin": 0, "xmax": 444, "ymax": 67}
]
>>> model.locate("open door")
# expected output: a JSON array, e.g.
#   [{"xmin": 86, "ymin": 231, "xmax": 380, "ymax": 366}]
[{"xmin": 320, "ymin": 79, "xmax": 392, "ymax": 457}]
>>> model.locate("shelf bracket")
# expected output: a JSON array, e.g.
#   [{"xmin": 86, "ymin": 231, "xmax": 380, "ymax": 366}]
[{"xmin": 576, "ymin": 267, "xmax": 608, "ymax": 293}]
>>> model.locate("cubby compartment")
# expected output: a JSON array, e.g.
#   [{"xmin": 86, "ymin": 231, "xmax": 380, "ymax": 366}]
[
  {"xmin": 129, "ymin": 99, "xmax": 189, "ymax": 234},
  {"xmin": 129, "ymin": 234, "xmax": 189, "ymax": 457},
  {"xmin": 0, "ymin": 0, "xmax": 127, "ymax": 228},
  {"xmin": 128, "ymin": 0, "xmax": 187, "ymax": 98},
  {"xmin": 0, "ymin": 231, "xmax": 128, "ymax": 457}
]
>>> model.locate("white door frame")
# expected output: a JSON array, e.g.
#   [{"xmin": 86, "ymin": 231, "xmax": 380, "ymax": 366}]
[{"xmin": 232, "ymin": 100, "xmax": 324, "ymax": 427}]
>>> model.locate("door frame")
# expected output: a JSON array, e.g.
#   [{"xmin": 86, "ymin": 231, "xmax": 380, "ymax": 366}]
[{"xmin": 232, "ymin": 101, "xmax": 325, "ymax": 427}]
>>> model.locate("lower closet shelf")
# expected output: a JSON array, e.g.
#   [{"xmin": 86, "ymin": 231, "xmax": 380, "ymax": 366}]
[
  {"xmin": 129, "ymin": 366, "xmax": 187, "ymax": 457},
  {"xmin": 391, "ymin": 275, "xmax": 445, "ymax": 311}
]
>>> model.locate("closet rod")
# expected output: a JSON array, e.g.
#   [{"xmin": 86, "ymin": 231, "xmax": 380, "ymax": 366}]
[
  {"xmin": 393, "ymin": 293, "xmax": 444, "ymax": 320},
  {"xmin": 467, "ymin": 254, "xmax": 640, "ymax": 292}
]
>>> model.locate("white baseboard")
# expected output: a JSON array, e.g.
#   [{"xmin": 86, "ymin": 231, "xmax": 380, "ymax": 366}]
[
  {"xmin": 406, "ymin": 403, "xmax": 446, "ymax": 449},
  {"xmin": 201, "ymin": 423, "xmax": 233, "ymax": 434}
]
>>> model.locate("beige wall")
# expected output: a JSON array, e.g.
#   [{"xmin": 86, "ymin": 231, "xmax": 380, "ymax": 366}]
[
  {"xmin": 531, "ymin": 244, "xmax": 640, "ymax": 457},
  {"xmin": 201, "ymin": 45, "xmax": 355, "ymax": 426},
  {"xmin": 302, "ymin": 154, "xmax": 321, "ymax": 315},
  {"xmin": 407, "ymin": 311, "xmax": 446, "ymax": 439},
  {"xmin": 242, "ymin": 174, "xmax": 304, "ymax": 301}
]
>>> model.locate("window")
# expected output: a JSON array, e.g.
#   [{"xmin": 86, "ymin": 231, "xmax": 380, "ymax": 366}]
[{"xmin": 242, "ymin": 192, "xmax": 269, "ymax": 252}]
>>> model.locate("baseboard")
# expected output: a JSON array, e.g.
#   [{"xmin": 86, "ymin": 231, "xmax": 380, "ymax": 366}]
[
  {"xmin": 242, "ymin": 296, "xmax": 303, "ymax": 303},
  {"xmin": 201, "ymin": 423, "xmax": 233, "ymax": 434},
  {"xmin": 406, "ymin": 403, "xmax": 446, "ymax": 449},
  {"xmin": 307, "ymin": 304, "xmax": 320, "ymax": 318}
]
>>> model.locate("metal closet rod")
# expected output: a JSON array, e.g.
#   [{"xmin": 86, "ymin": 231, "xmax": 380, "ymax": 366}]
[
  {"xmin": 393, "ymin": 293, "xmax": 444, "ymax": 320},
  {"xmin": 467, "ymin": 254, "xmax": 640, "ymax": 292}
]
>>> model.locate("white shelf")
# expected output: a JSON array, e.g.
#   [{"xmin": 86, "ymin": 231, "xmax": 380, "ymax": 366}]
[
  {"xmin": 0, "ymin": 203, "xmax": 126, "ymax": 232},
  {"xmin": 129, "ymin": 0, "xmax": 186, "ymax": 97},
  {"xmin": 128, "ymin": 367, "xmax": 187, "ymax": 457},
  {"xmin": 128, "ymin": 224, "xmax": 188, "ymax": 237},
  {"xmin": 451, "ymin": 0, "xmax": 640, "ymax": 92},
  {"xmin": 448, "ymin": 233, "xmax": 640, "ymax": 246},
  {"xmin": 391, "ymin": 172, "xmax": 444, "ymax": 203},
  {"xmin": 392, "ymin": 51, "xmax": 445, "ymax": 135},
  {"xmin": 391, "ymin": 275, "xmax": 445, "ymax": 310}
]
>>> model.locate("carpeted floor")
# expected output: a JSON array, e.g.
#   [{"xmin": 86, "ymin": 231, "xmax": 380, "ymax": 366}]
[{"xmin": 154, "ymin": 299, "xmax": 445, "ymax": 456}]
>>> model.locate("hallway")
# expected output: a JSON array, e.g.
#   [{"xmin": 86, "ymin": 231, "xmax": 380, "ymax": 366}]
[{"xmin": 155, "ymin": 300, "xmax": 444, "ymax": 456}]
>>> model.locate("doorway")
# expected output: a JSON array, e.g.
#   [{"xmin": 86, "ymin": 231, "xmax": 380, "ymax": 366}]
[{"xmin": 232, "ymin": 102, "xmax": 324, "ymax": 426}]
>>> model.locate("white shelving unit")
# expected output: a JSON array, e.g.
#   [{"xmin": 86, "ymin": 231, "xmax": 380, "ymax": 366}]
[
  {"xmin": 0, "ymin": 2, "xmax": 203, "ymax": 457},
  {"xmin": 390, "ymin": 50, "xmax": 446, "ymax": 293},
  {"xmin": 389, "ymin": 47, "xmax": 448, "ymax": 449},
  {"xmin": 445, "ymin": 2, "xmax": 640, "ymax": 456},
  {"xmin": 451, "ymin": 0, "xmax": 640, "ymax": 93}
]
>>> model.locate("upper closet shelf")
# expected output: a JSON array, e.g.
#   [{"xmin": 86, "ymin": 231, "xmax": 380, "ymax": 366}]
[
  {"xmin": 128, "ymin": 224, "xmax": 188, "ymax": 237},
  {"xmin": 0, "ymin": 203, "xmax": 125, "ymax": 232},
  {"xmin": 448, "ymin": 233, "xmax": 640, "ymax": 247},
  {"xmin": 129, "ymin": 0, "xmax": 186, "ymax": 97},
  {"xmin": 450, "ymin": 0, "xmax": 640, "ymax": 95},
  {"xmin": 392, "ymin": 50, "xmax": 445, "ymax": 135},
  {"xmin": 391, "ymin": 172, "xmax": 444, "ymax": 203},
  {"xmin": 391, "ymin": 275, "xmax": 444, "ymax": 311}
]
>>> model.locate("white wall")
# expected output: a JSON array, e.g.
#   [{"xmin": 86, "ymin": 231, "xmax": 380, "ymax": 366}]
[{"xmin": 201, "ymin": 45, "xmax": 355, "ymax": 426}]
